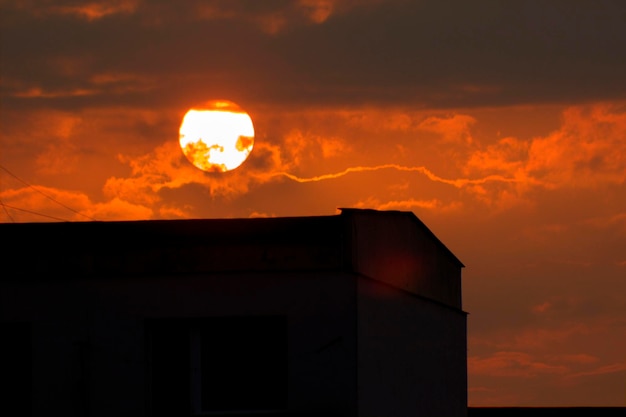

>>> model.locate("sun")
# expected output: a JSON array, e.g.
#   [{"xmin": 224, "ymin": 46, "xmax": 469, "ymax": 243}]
[{"xmin": 179, "ymin": 100, "xmax": 255, "ymax": 172}]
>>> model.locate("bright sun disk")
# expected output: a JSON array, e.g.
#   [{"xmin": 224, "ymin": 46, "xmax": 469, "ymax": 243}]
[{"xmin": 179, "ymin": 100, "xmax": 254, "ymax": 172}]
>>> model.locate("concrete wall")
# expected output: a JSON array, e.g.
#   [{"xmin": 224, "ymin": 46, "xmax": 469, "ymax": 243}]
[
  {"xmin": 357, "ymin": 277, "xmax": 468, "ymax": 417},
  {"xmin": 0, "ymin": 271, "xmax": 358, "ymax": 416}
]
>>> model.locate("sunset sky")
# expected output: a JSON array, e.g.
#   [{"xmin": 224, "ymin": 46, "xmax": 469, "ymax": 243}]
[{"xmin": 1, "ymin": 0, "xmax": 625, "ymax": 407}]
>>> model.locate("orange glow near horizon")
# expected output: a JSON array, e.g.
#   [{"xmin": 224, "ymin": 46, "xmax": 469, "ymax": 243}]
[{"xmin": 179, "ymin": 100, "xmax": 255, "ymax": 173}]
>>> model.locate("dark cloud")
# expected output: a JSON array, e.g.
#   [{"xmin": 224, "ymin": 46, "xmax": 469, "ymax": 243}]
[
  {"xmin": 271, "ymin": 0, "xmax": 626, "ymax": 106},
  {"xmin": 2, "ymin": 0, "xmax": 626, "ymax": 111}
]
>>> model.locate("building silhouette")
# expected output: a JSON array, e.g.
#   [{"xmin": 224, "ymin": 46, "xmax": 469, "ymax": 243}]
[{"xmin": 0, "ymin": 208, "xmax": 467, "ymax": 417}]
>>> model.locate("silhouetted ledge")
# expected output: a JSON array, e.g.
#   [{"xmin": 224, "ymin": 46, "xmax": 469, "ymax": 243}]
[
  {"xmin": 468, "ymin": 407, "xmax": 626, "ymax": 416},
  {"xmin": 0, "ymin": 208, "xmax": 466, "ymax": 310}
]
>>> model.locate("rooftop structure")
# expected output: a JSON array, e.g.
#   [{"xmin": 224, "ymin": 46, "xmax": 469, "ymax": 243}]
[{"xmin": 1, "ymin": 208, "xmax": 467, "ymax": 417}]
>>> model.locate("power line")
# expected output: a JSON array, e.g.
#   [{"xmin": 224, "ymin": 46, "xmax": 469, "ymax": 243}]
[
  {"xmin": 0, "ymin": 197, "xmax": 15, "ymax": 222},
  {"xmin": 0, "ymin": 202, "xmax": 71, "ymax": 222},
  {"xmin": 0, "ymin": 164, "xmax": 98, "ymax": 222}
]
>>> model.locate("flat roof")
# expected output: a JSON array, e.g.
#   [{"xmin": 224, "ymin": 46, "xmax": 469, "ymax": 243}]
[{"xmin": 0, "ymin": 208, "xmax": 463, "ymax": 277}]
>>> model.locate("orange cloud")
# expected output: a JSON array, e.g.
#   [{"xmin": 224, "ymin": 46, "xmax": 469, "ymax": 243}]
[
  {"xmin": 566, "ymin": 363, "xmax": 626, "ymax": 379},
  {"xmin": 465, "ymin": 136, "xmax": 529, "ymax": 176},
  {"xmin": 418, "ymin": 114, "xmax": 477, "ymax": 144},
  {"xmin": 468, "ymin": 351, "xmax": 569, "ymax": 377},
  {"xmin": 0, "ymin": 112, "xmax": 84, "ymax": 176},
  {"xmin": 0, "ymin": 108, "xmax": 174, "ymax": 198},
  {"xmin": 232, "ymin": 110, "xmax": 539, "ymax": 211},
  {"xmin": 338, "ymin": 108, "xmax": 423, "ymax": 133},
  {"xmin": 319, "ymin": 136, "xmax": 349, "ymax": 158},
  {"xmin": 103, "ymin": 136, "xmax": 299, "ymax": 207},
  {"xmin": 356, "ymin": 197, "xmax": 439, "ymax": 211},
  {"xmin": 558, "ymin": 354, "xmax": 600, "ymax": 365},
  {"xmin": 193, "ymin": 0, "xmax": 357, "ymax": 34},
  {"xmin": 12, "ymin": 87, "xmax": 98, "ymax": 98},
  {"xmin": 0, "ymin": 167, "xmax": 186, "ymax": 223},
  {"xmin": 105, "ymin": 141, "xmax": 203, "ymax": 204},
  {"xmin": 248, "ymin": 211, "xmax": 277, "ymax": 218},
  {"xmin": 584, "ymin": 212, "xmax": 626, "ymax": 236},
  {"xmin": 35, "ymin": 145, "xmax": 80, "ymax": 176},
  {"xmin": 459, "ymin": 103, "xmax": 626, "ymax": 208},
  {"xmin": 194, "ymin": 3, "xmax": 287, "ymax": 34},
  {"xmin": 48, "ymin": 0, "xmax": 139, "ymax": 21},
  {"xmin": 103, "ymin": 122, "xmax": 509, "ymax": 215},
  {"xmin": 470, "ymin": 294, "xmax": 625, "ymax": 357},
  {"xmin": 298, "ymin": 0, "xmax": 335, "ymax": 24},
  {"xmin": 526, "ymin": 105, "xmax": 626, "ymax": 188},
  {"xmin": 502, "ymin": 323, "xmax": 592, "ymax": 351},
  {"xmin": 531, "ymin": 301, "xmax": 552, "ymax": 314},
  {"xmin": 0, "ymin": 184, "xmax": 152, "ymax": 222},
  {"xmin": 10, "ymin": 77, "xmax": 154, "ymax": 100},
  {"xmin": 282, "ymin": 129, "xmax": 351, "ymax": 164},
  {"xmin": 354, "ymin": 196, "xmax": 462, "ymax": 213},
  {"xmin": 82, "ymin": 196, "xmax": 154, "ymax": 221},
  {"xmin": 89, "ymin": 72, "xmax": 156, "ymax": 92}
]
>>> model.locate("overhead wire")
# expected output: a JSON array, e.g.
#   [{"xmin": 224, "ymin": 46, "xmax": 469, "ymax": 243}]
[
  {"xmin": 0, "ymin": 197, "xmax": 16, "ymax": 222},
  {"xmin": 0, "ymin": 202, "xmax": 71, "ymax": 222},
  {"xmin": 0, "ymin": 164, "xmax": 98, "ymax": 222},
  {"xmin": 0, "ymin": 162, "xmax": 15, "ymax": 222}
]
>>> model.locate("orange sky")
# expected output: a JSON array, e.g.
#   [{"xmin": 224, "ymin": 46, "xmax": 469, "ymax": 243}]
[{"xmin": 1, "ymin": 0, "xmax": 625, "ymax": 407}]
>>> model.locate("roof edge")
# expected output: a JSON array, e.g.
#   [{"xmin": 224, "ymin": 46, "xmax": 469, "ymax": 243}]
[{"xmin": 338, "ymin": 207, "xmax": 465, "ymax": 268}]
